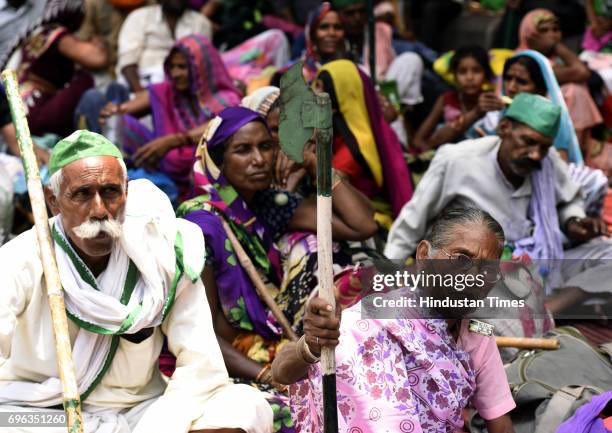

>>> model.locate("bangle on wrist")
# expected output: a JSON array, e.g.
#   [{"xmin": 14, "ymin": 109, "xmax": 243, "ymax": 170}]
[
  {"xmin": 255, "ymin": 364, "xmax": 271, "ymax": 382},
  {"xmin": 296, "ymin": 335, "xmax": 320, "ymax": 364},
  {"xmin": 259, "ymin": 369, "xmax": 273, "ymax": 384},
  {"xmin": 331, "ymin": 169, "xmax": 343, "ymax": 192}
]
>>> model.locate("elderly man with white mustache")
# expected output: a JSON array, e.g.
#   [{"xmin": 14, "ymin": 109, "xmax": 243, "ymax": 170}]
[{"xmin": 0, "ymin": 130, "xmax": 272, "ymax": 433}]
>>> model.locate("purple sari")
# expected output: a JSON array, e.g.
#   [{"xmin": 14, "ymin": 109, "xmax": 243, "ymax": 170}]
[
  {"xmin": 557, "ymin": 392, "xmax": 612, "ymax": 433},
  {"xmin": 176, "ymin": 107, "xmax": 284, "ymax": 340},
  {"xmin": 123, "ymin": 34, "xmax": 242, "ymax": 197}
]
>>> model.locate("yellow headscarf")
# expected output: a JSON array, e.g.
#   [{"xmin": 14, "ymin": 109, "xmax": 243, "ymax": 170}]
[{"xmin": 318, "ymin": 60, "xmax": 384, "ymax": 187}]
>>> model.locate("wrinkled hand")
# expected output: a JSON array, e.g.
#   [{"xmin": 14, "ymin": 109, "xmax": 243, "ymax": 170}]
[
  {"xmin": 274, "ymin": 150, "xmax": 298, "ymax": 189},
  {"xmin": 378, "ymin": 92, "xmax": 399, "ymax": 123},
  {"xmin": 526, "ymin": 32, "xmax": 557, "ymax": 55},
  {"xmin": 257, "ymin": 368, "xmax": 288, "ymax": 393},
  {"xmin": 133, "ymin": 137, "xmax": 173, "ymax": 170},
  {"xmin": 302, "ymin": 139, "xmax": 318, "ymax": 180},
  {"xmin": 477, "ymin": 92, "xmax": 505, "ymax": 116},
  {"xmin": 99, "ymin": 102, "xmax": 121, "ymax": 125},
  {"xmin": 565, "ymin": 217, "xmax": 610, "ymax": 244},
  {"xmin": 303, "ymin": 297, "xmax": 341, "ymax": 357},
  {"xmin": 284, "ymin": 168, "xmax": 308, "ymax": 192},
  {"xmin": 270, "ymin": 379, "xmax": 288, "ymax": 393},
  {"xmin": 449, "ymin": 115, "xmax": 466, "ymax": 133}
]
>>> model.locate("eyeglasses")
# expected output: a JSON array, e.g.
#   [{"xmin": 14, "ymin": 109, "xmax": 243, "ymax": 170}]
[{"xmin": 439, "ymin": 248, "xmax": 503, "ymax": 284}]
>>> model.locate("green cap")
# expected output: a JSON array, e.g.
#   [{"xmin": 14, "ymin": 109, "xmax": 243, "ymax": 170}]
[
  {"xmin": 331, "ymin": 0, "xmax": 365, "ymax": 9},
  {"xmin": 49, "ymin": 130, "xmax": 123, "ymax": 175},
  {"xmin": 504, "ymin": 93, "xmax": 561, "ymax": 138}
]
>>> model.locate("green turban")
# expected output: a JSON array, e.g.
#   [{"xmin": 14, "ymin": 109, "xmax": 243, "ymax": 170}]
[
  {"xmin": 331, "ymin": 0, "xmax": 365, "ymax": 9},
  {"xmin": 504, "ymin": 93, "xmax": 561, "ymax": 138},
  {"xmin": 49, "ymin": 130, "xmax": 123, "ymax": 175}
]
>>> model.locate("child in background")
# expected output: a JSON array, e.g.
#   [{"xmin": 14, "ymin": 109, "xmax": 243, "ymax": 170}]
[
  {"xmin": 584, "ymin": 0, "xmax": 612, "ymax": 53},
  {"xmin": 413, "ymin": 45, "xmax": 504, "ymax": 151},
  {"xmin": 582, "ymin": 0, "xmax": 612, "ymax": 100}
]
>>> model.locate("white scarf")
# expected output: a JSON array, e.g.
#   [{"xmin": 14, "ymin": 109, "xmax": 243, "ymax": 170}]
[{"xmin": 0, "ymin": 179, "xmax": 204, "ymax": 407}]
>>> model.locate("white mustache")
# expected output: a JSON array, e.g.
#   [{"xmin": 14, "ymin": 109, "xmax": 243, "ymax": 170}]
[{"xmin": 72, "ymin": 218, "xmax": 122, "ymax": 240}]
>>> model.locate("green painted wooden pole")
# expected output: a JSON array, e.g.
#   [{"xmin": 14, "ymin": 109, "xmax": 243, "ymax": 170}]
[
  {"xmin": 279, "ymin": 63, "xmax": 338, "ymax": 433},
  {"xmin": 313, "ymin": 94, "xmax": 338, "ymax": 433},
  {"xmin": 1, "ymin": 70, "xmax": 83, "ymax": 433}
]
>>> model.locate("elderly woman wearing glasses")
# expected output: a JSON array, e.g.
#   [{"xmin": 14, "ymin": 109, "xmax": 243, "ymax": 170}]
[{"xmin": 271, "ymin": 207, "xmax": 517, "ymax": 433}]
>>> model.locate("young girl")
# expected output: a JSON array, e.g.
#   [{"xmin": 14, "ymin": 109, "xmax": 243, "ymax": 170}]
[{"xmin": 414, "ymin": 45, "xmax": 503, "ymax": 151}]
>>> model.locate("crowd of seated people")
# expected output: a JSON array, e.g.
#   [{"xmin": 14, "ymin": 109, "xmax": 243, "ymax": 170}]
[{"xmin": 0, "ymin": 1, "xmax": 612, "ymax": 432}]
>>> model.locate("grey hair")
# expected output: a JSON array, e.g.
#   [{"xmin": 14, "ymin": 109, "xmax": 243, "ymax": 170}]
[
  {"xmin": 424, "ymin": 207, "xmax": 505, "ymax": 251},
  {"xmin": 48, "ymin": 157, "xmax": 128, "ymax": 197}
]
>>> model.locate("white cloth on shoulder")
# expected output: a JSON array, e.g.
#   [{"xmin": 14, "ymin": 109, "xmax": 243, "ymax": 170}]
[{"xmin": 0, "ymin": 179, "xmax": 204, "ymax": 407}]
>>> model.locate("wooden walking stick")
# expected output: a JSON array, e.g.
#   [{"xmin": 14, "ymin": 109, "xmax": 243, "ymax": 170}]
[
  {"xmin": 220, "ymin": 219, "xmax": 299, "ymax": 342},
  {"xmin": 1, "ymin": 70, "xmax": 83, "ymax": 433},
  {"xmin": 279, "ymin": 63, "xmax": 338, "ymax": 433},
  {"xmin": 496, "ymin": 336, "xmax": 560, "ymax": 350}
]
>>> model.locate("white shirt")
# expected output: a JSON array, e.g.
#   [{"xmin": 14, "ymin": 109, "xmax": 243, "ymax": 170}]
[
  {"xmin": 0, "ymin": 221, "xmax": 271, "ymax": 433},
  {"xmin": 117, "ymin": 5, "xmax": 212, "ymax": 84},
  {"xmin": 0, "ymin": 0, "xmax": 43, "ymax": 66},
  {"xmin": 385, "ymin": 136, "xmax": 586, "ymax": 260}
]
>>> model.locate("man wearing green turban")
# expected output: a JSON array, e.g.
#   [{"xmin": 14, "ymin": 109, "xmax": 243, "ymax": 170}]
[
  {"xmin": 0, "ymin": 130, "xmax": 272, "ymax": 433},
  {"xmin": 387, "ymin": 93, "xmax": 612, "ymax": 301}
]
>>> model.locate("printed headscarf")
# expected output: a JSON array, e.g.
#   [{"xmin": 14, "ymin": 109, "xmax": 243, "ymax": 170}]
[
  {"xmin": 517, "ymin": 8, "xmax": 558, "ymax": 53},
  {"xmin": 150, "ymin": 34, "xmax": 242, "ymax": 134},
  {"xmin": 176, "ymin": 107, "xmax": 284, "ymax": 339}
]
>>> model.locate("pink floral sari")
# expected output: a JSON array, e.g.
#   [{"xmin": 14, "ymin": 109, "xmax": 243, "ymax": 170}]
[{"xmin": 290, "ymin": 303, "xmax": 476, "ymax": 433}]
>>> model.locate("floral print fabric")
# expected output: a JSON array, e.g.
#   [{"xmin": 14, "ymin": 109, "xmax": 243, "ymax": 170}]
[{"xmin": 290, "ymin": 304, "xmax": 476, "ymax": 433}]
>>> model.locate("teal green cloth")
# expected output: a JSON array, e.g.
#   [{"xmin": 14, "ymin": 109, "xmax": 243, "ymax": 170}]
[
  {"xmin": 49, "ymin": 130, "xmax": 123, "ymax": 175},
  {"xmin": 33, "ymin": 133, "xmax": 60, "ymax": 150},
  {"xmin": 480, "ymin": 0, "xmax": 506, "ymax": 11},
  {"xmin": 504, "ymin": 93, "xmax": 561, "ymax": 138},
  {"xmin": 331, "ymin": 0, "xmax": 364, "ymax": 9},
  {"xmin": 594, "ymin": 0, "xmax": 612, "ymax": 17}
]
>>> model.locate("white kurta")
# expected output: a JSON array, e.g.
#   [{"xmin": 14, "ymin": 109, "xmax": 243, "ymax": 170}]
[
  {"xmin": 0, "ymin": 191, "xmax": 272, "ymax": 433},
  {"xmin": 385, "ymin": 136, "xmax": 612, "ymax": 294},
  {"xmin": 0, "ymin": 161, "xmax": 13, "ymax": 245}
]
